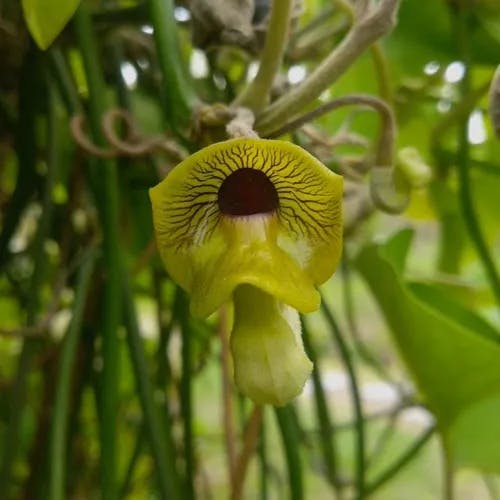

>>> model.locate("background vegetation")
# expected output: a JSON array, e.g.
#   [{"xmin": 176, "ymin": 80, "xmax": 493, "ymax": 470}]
[{"xmin": 0, "ymin": 0, "xmax": 499, "ymax": 498}]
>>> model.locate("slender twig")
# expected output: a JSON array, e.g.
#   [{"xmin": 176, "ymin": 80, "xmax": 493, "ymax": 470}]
[
  {"xmin": 302, "ymin": 400, "xmax": 418, "ymax": 436},
  {"xmin": 266, "ymin": 94, "xmax": 394, "ymax": 166},
  {"xmin": 179, "ymin": 291, "xmax": 195, "ymax": 499},
  {"xmin": 235, "ymin": 0, "xmax": 293, "ymax": 112},
  {"xmin": 230, "ymin": 405, "xmax": 263, "ymax": 500},
  {"xmin": 258, "ymin": 416, "xmax": 269, "ymax": 500},
  {"xmin": 268, "ymin": 93, "xmax": 408, "ymax": 213},
  {"xmin": 341, "ymin": 255, "xmax": 397, "ymax": 383},
  {"xmin": 122, "ymin": 272, "xmax": 182, "ymax": 499},
  {"xmin": 147, "ymin": 0, "xmax": 194, "ymax": 134},
  {"xmin": 452, "ymin": 4, "xmax": 500, "ymax": 310},
  {"xmin": 0, "ymin": 45, "xmax": 40, "ymax": 272},
  {"xmin": 321, "ymin": 298, "xmax": 366, "ymax": 499},
  {"xmin": 219, "ymin": 306, "xmax": 237, "ymax": 484},
  {"xmin": 287, "ymin": 5, "xmax": 337, "ymax": 59},
  {"xmin": 70, "ymin": 111, "xmax": 187, "ymax": 160},
  {"xmin": 443, "ymin": 444, "xmax": 455, "ymax": 500},
  {"xmin": 0, "ymin": 283, "xmax": 64, "ymax": 338},
  {"xmin": 364, "ymin": 408, "xmax": 399, "ymax": 468},
  {"xmin": 256, "ymin": 0, "xmax": 401, "ymax": 135},
  {"xmin": 48, "ymin": 249, "xmax": 97, "ymax": 500},
  {"xmin": 47, "ymin": 48, "xmax": 82, "ymax": 116},
  {"xmin": 0, "ymin": 247, "xmax": 95, "ymax": 338},
  {"xmin": 119, "ymin": 423, "xmax": 145, "ymax": 498},
  {"xmin": 369, "ymin": 42, "xmax": 392, "ymax": 102},
  {"xmin": 73, "ymin": 6, "xmax": 122, "ymax": 499},
  {"xmin": 275, "ymin": 405, "xmax": 304, "ymax": 500},
  {"xmin": 364, "ymin": 425, "xmax": 435, "ymax": 495},
  {"xmin": 0, "ymin": 49, "xmax": 49, "ymax": 491},
  {"xmin": 301, "ymin": 317, "xmax": 341, "ymax": 494}
]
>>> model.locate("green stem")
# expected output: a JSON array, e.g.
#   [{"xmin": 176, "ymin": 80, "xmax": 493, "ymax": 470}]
[
  {"xmin": 301, "ymin": 317, "xmax": 340, "ymax": 493},
  {"xmin": 258, "ymin": 414, "xmax": 268, "ymax": 500},
  {"xmin": 235, "ymin": 0, "xmax": 293, "ymax": 112},
  {"xmin": 364, "ymin": 425, "xmax": 435, "ymax": 495},
  {"xmin": 452, "ymin": 4, "xmax": 500, "ymax": 310},
  {"xmin": 119, "ymin": 423, "xmax": 145, "ymax": 498},
  {"xmin": 341, "ymin": 256, "xmax": 395, "ymax": 382},
  {"xmin": 179, "ymin": 291, "xmax": 195, "ymax": 498},
  {"xmin": 365, "ymin": 409, "xmax": 399, "ymax": 467},
  {"xmin": 73, "ymin": 6, "xmax": 122, "ymax": 499},
  {"xmin": 154, "ymin": 279, "xmax": 179, "ymax": 458},
  {"xmin": 256, "ymin": 0, "xmax": 400, "ymax": 135},
  {"xmin": 122, "ymin": 274, "xmax": 181, "ymax": 500},
  {"xmin": 0, "ymin": 44, "xmax": 40, "ymax": 271},
  {"xmin": 443, "ymin": 442, "xmax": 455, "ymax": 500},
  {"xmin": 370, "ymin": 42, "xmax": 392, "ymax": 103},
  {"xmin": 47, "ymin": 48, "xmax": 82, "ymax": 116},
  {"xmin": 0, "ymin": 44, "xmax": 44, "ymax": 492},
  {"xmin": 48, "ymin": 249, "xmax": 98, "ymax": 500},
  {"xmin": 321, "ymin": 299, "xmax": 365, "ymax": 499},
  {"xmin": 274, "ymin": 405, "xmax": 303, "ymax": 500},
  {"xmin": 147, "ymin": 0, "xmax": 194, "ymax": 134},
  {"xmin": 21, "ymin": 75, "xmax": 62, "ymax": 496}
]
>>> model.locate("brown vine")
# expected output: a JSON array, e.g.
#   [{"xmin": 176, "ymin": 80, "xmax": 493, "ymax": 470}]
[{"xmin": 70, "ymin": 108, "xmax": 186, "ymax": 161}]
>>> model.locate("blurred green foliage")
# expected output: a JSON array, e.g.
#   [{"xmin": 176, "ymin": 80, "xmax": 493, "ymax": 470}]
[{"xmin": 0, "ymin": 0, "xmax": 499, "ymax": 499}]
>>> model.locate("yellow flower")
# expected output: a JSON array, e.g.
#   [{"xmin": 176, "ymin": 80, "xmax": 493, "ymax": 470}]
[{"xmin": 150, "ymin": 138, "xmax": 342, "ymax": 405}]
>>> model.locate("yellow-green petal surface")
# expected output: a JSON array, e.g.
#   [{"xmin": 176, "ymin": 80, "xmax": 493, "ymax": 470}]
[
  {"xmin": 231, "ymin": 284, "xmax": 313, "ymax": 406},
  {"xmin": 150, "ymin": 138, "xmax": 342, "ymax": 317}
]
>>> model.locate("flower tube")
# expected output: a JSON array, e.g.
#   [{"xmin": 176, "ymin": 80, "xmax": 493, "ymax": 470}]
[{"xmin": 150, "ymin": 138, "xmax": 342, "ymax": 405}]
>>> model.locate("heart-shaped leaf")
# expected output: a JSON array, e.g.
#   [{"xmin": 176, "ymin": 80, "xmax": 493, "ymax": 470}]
[{"xmin": 355, "ymin": 229, "xmax": 500, "ymax": 472}]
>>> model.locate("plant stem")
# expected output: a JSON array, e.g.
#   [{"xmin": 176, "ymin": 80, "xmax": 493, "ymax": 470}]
[
  {"xmin": 256, "ymin": 0, "xmax": 400, "ymax": 136},
  {"xmin": 230, "ymin": 405, "xmax": 263, "ymax": 500},
  {"xmin": 73, "ymin": 6, "xmax": 122, "ymax": 499},
  {"xmin": 119, "ymin": 423, "xmax": 145, "ymax": 498},
  {"xmin": 275, "ymin": 405, "xmax": 304, "ymax": 500},
  {"xmin": 235, "ymin": 0, "xmax": 293, "ymax": 113},
  {"xmin": 122, "ymin": 274, "xmax": 181, "ymax": 499},
  {"xmin": 147, "ymin": 0, "xmax": 194, "ymax": 134},
  {"xmin": 443, "ymin": 443, "xmax": 455, "ymax": 500},
  {"xmin": 219, "ymin": 306, "xmax": 237, "ymax": 484},
  {"xmin": 364, "ymin": 425, "xmax": 435, "ymax": 495},
  {"xmin": 266, "ymin": 94, "xmax": 394, "ymax": 165},
  {"xmin": 0, "ymin": 43, "xmax": 40, "ymax": 271},
  {"xmin": 258, "ymin": 415, "xmax": 269, "ymax": 500},
  {"xmin": 47, "ymin": 48, "xmax": 82, "ymax": 115},
  {"xmin": 301, "ymin": 317, "xmax": 340, "ymax": 493},
  {"xmin": 341, "ymin": 256, "xmax": 395, "ymax": 382},
  {"xmin": 179, "ymin": 291, "xmax": 195, "ymax": 499},
  {"xmin": 452, "ymin": 3, "xmax": 500, "ymax": 310},
  {"xmin": 0, "ymin": 44, "xmax": 44, "ymax": 492},
  {"xmin": 48, "ymin": 249, "xmax": 97, "ymax": 500},
  {"xmin": 321, "ymin": 299, "xmax": 366, "ymax": 499},
  {"xmin": 370, "ymin": 42, "xmax": 392, "ymax": 102}
]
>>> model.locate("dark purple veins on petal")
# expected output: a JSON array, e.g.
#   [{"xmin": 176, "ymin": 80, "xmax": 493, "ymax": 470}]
[{"xmin": 218, "ymin": 168, "xmax": 279, "ymax": 216}]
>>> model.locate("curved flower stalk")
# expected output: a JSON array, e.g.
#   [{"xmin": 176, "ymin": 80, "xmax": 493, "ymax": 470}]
[{"xmin": 150, "ymin": 139, "xmax": 343, "ymax": 405}]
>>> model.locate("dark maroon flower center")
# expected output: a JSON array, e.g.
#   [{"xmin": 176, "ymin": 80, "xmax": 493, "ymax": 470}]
[{"xmin": 218, "ymin": 168, "xmax": 279, "ymax": 216}]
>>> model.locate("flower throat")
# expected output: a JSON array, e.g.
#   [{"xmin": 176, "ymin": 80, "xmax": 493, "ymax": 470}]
[{"xmin": 218, "ymin": 168, "xmax": 279, "ymax": 216}]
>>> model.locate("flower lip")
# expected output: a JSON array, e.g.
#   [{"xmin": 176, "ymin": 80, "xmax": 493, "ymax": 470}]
[{"xmin": 218, "ymin": 168, "xmax": 279, "ymax": 216}]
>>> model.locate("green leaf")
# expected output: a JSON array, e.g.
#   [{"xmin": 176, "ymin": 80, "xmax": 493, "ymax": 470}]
[
  {"xmin": 355, "ymin": 229, "xmax": 500, "ymax": 473},
  {"xmin": 387, "ymin": 0, "xmax": 500, "ymax": 72},
  {"xmin": 22, "ymin": 0, "xmax": 82, "ymax": 50}
]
